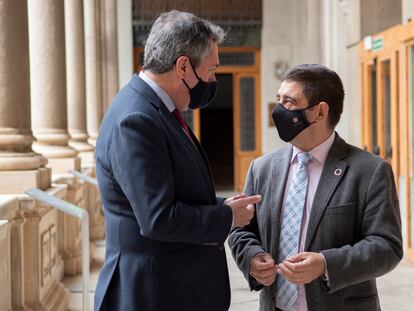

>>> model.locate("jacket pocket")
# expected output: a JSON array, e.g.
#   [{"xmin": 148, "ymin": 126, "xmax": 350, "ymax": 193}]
[
  {"xmin": 325, "ymin": 202, "xmax": 355, "ymax": 215},
  {"xmin": 344, "ymin": 294, "xmax": 377, "ymax": 303}
]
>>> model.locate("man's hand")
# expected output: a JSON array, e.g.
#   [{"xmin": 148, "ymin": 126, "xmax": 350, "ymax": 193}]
[
  {"xmin": 224, "ymin": 193, "xmax": 247, "ymax": 205},
  {"xmin": 249, "ymin": 253, "xmax": 278, "ymax": 286},
  {"xmin": 226, "ymin": 194, "xmax": 261, "ymax": 227},
  {"xmin": 277, "ymin": 252, "xmax": 326, "ymax": 285}
]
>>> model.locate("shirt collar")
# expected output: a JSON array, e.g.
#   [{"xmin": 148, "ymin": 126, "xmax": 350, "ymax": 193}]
[
  {"xmin": 139, "ymin": 71, "xmax": 176, "ymax": 112},
  {"xmin": 290, "ymin": 132, "xmax": 335, "ymax": 165}
]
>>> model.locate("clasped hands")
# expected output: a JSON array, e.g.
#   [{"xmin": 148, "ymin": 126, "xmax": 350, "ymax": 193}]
[{"xmin": 249, "ymin": 252, "xmax": 326, "ymax": 286}]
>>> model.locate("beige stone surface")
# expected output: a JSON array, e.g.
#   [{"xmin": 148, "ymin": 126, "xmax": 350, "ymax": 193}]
[
  {"xmin": 84, "ymin": 0, "xmax": 103, "ymax": 146},
  {"xmin": 0, "ymin": 167, "xmax": 51, "ymax": 194},
  {"xmin": 28, "ymin": 0, "xmax": 79, "ymax": 171},
  {"xmin": 0, "ymin": 1, "xmax": 31, "ymax": 138},
  {"xmin": 78, "ymin": 150, "xmax": 95, "ymax": 169},
  {"xmin": 9, "ymin": 201, "xmax": 28, "ymax": 310},
  {"xmin": 83, "ymin": 168, "xmax": 105, "ymax": 240},
  {"xmin": 0, "ymin": 219, "xmax": 11, "ymax": 310},
  {"xmin": 0, "ymin": 193, "xmax": 69, "ymax": 310},
  {"xmin": 47, "ymin": 157, "xmax": 81, "ymax": 175},
  {"xmin": 53, "ymin": 175, "xmax": 86, "ymax": 276},
  {"xmin": 100, "ymin": 0, "xmax": 119, "ymax": 112},
  {"xmin": 0, "ymin": 0, "xmax": 48, "ymax": 191},
  {"xmin": 22, "ymin": 199, "xmax": 68, "ymax": 310},
  {"xmin": 65, "ymin": 0, "xmax": 94, "ymax": 158}
]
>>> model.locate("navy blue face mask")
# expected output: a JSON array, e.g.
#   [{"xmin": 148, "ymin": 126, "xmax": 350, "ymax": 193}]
[
  {"xmin": 272, "ymin": 103, "xmax": 318, "ymax": 142},
  {"xmin": 182, "ymin": 61, "xmax": 218, "ymax": 110}
]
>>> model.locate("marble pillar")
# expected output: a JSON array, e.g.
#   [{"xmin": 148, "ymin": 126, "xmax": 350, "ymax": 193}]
[
  {"xmin": 84, "ymin": 0, "xmax": 103, "ymax": 146},
  {"xmin": 0, "ymin": 0, "xmax": 50, "ymax": 193},
  {"xmin": 65, "ymin": 0, "xmax": 95, "ymax": 167},
  {"xmin": 28, "ymin": 0, "xmax": 80, "ymax": 174}
]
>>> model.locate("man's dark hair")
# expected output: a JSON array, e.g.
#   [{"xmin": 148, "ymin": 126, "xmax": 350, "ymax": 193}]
[{"xmin": 282, "ymin": 64, "xmax": 345, "ymax": 128}]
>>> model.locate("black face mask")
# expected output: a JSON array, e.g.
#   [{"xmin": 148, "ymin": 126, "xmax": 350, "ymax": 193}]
[
  {"xmin": 182, "ymin": 61, "xmax": 218, "ymax": 110},
  {"xmin": 271, "ymin": 103, "xmax": 318, "ymax": 142}
]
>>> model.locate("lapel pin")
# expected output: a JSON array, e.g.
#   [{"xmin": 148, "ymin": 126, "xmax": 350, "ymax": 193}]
[{"xmin": 334, "ymin": 168, "xmax": 342, "ymax": 176}]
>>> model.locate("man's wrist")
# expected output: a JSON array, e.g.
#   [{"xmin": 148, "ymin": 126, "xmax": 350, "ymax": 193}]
[{"xmin": 319, "ymin": 253, "xmax": 330, "ymax": 284}]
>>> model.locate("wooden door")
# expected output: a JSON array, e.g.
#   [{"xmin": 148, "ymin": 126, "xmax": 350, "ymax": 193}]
[
  {"xmin": 406, "ymin": 42, "xmax": 414, "ymax": 260},
  {"xmin": 233, "ymin": 73, "xmax": 262, "ymax": 191},
  {"xmin": 360, "ymin": 20, "xmax": 414, "ymax": 261}
]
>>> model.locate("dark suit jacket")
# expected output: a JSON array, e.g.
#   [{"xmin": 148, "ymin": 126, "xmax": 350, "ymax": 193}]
[
  {"xmin": 228, "ymin": 133, "xmax": 403, "ymax": 311},
  {"xmin": 94, "ymin": 74, "xmax": 233, "ymax": 311}
]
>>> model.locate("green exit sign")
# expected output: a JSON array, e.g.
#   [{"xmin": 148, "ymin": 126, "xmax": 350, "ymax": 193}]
[{"xmin": 372, "ymin": 37, "xmax": 384, "ymax": 51}]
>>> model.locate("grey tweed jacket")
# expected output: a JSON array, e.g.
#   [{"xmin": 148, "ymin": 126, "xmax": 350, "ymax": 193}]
[{"xmin": 228, "ymin": 133, "xmax": 403, "ymax": 311}]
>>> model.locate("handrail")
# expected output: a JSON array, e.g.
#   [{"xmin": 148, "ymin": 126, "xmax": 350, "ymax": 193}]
[
  {"xmin": 25, "ymin": 188, "xmax": 90, "ymax": 311},
  {"xmin": 69, "ymin": 170, "xmax": 98, "ymax": 187}
]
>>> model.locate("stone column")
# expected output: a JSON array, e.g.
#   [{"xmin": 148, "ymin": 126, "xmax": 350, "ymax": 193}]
[
  {"xmin": 84, "ymin": 0, "xmax": 103, "ymax": 146},
  {"xmin": 65, "ymin": 0, "xmax": 95, "ymax": 167},
  {"xmin": 0, "ymin": 0, "xmax": 50, "ymax": 193},
  {"xmin": 28, "ymin": 0, "xmax": 80, "ymax": 174},
  {"xmin": 100, "ymin": 0, "xmax": 119, "ymax": 112},
  {"xmin": 117, "ymin": 0, "xmax": 134, "ymax": 88}
]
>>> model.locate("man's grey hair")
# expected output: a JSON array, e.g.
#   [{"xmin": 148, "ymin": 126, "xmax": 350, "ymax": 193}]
[{"xmin": 143, "ymin": 10, "xmax": 226, "ymax": 73}]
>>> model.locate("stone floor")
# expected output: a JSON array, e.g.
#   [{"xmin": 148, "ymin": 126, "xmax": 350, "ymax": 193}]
[
  {"xmin": 227, "ymin": 248, "xmax": 414, "ymax": 311},
  {"xmin": 64, "ymin": 239, "xmax": 414, "ymax": 311},
  {"xmin": 63, "ymin": 191, "xmax": 414, "ymax": 310}
]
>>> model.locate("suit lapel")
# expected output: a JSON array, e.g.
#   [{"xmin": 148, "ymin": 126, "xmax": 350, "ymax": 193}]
[
  {"xmin": 189, "ymin": 129, "xmax": 216, "ymax": 198},
  {"xmin": 158, "ymin": 99, "xmax": 217, "ymax": 200},
  {"xmin": 305, "ymin": 134, "xmax": 349, "ymax": 250},
  {"xmin": 270, "ymin": 147, "xmax": 292, "ymax": 258}
]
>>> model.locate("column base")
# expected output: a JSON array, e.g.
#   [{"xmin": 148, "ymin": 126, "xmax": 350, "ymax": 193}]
[
  {"xmin": 79, "ymin": 151, "xmax": 95, "ymax": 168},
  {"xmin": 0, "ymin": 167, "xmax": 51, "ymax": 194},
  {"xmin": 87, "ymin": 137, "xmax": 97, "ymax": 147},
  {"xmin": 41, "ymin": 281, "xmax": 69, "ymax": 311},
  {"xmin": 68, "ymin": 139, "xmax": 94, "ymax": 167},
  {"xmin": 63, "ymin": 254, "xmax": 82, "ymax": 276},
  {"xmin": 47, "ymin": 157, "xmax": 81, "ymax": 174}
]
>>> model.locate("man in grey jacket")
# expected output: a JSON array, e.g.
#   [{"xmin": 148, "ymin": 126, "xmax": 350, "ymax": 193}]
[{"xmin": 228, "ymin": 64, "xmax": 403, "ymax": 311}]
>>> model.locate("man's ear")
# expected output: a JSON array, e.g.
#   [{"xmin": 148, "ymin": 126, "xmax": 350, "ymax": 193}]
[
  {"xmin": 175, "ymin": 56, "xmax": 189, "ymax": 79},
  {"xmin": 317, "ymin": 102, "xmax": 329, "ymax": 121}
]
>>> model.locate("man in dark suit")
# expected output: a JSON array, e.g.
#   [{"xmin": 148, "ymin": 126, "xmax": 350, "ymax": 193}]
[
  {"xmin": 94, "ymin": 10, "xmax": 261, "ymax": 311},
  {"xmin": 228, "ymin": 64, "xmax": 403, "ymax": 311}
]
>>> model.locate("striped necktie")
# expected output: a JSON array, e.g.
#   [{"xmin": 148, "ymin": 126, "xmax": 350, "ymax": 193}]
[{"xmin": 276, "ymin": 152, "xmax": 312, "ymax": 310}]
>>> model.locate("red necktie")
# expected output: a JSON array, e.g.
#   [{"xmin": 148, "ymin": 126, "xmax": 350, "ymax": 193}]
[{"xmin": 172, "ymin": 109, "xmax": 191, "ymax": 139}]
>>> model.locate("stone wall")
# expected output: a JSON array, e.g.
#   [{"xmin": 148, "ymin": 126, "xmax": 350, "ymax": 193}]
[{"xmin": 0, "ymin": 174, "xmax": 104, "ymax": 310}]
